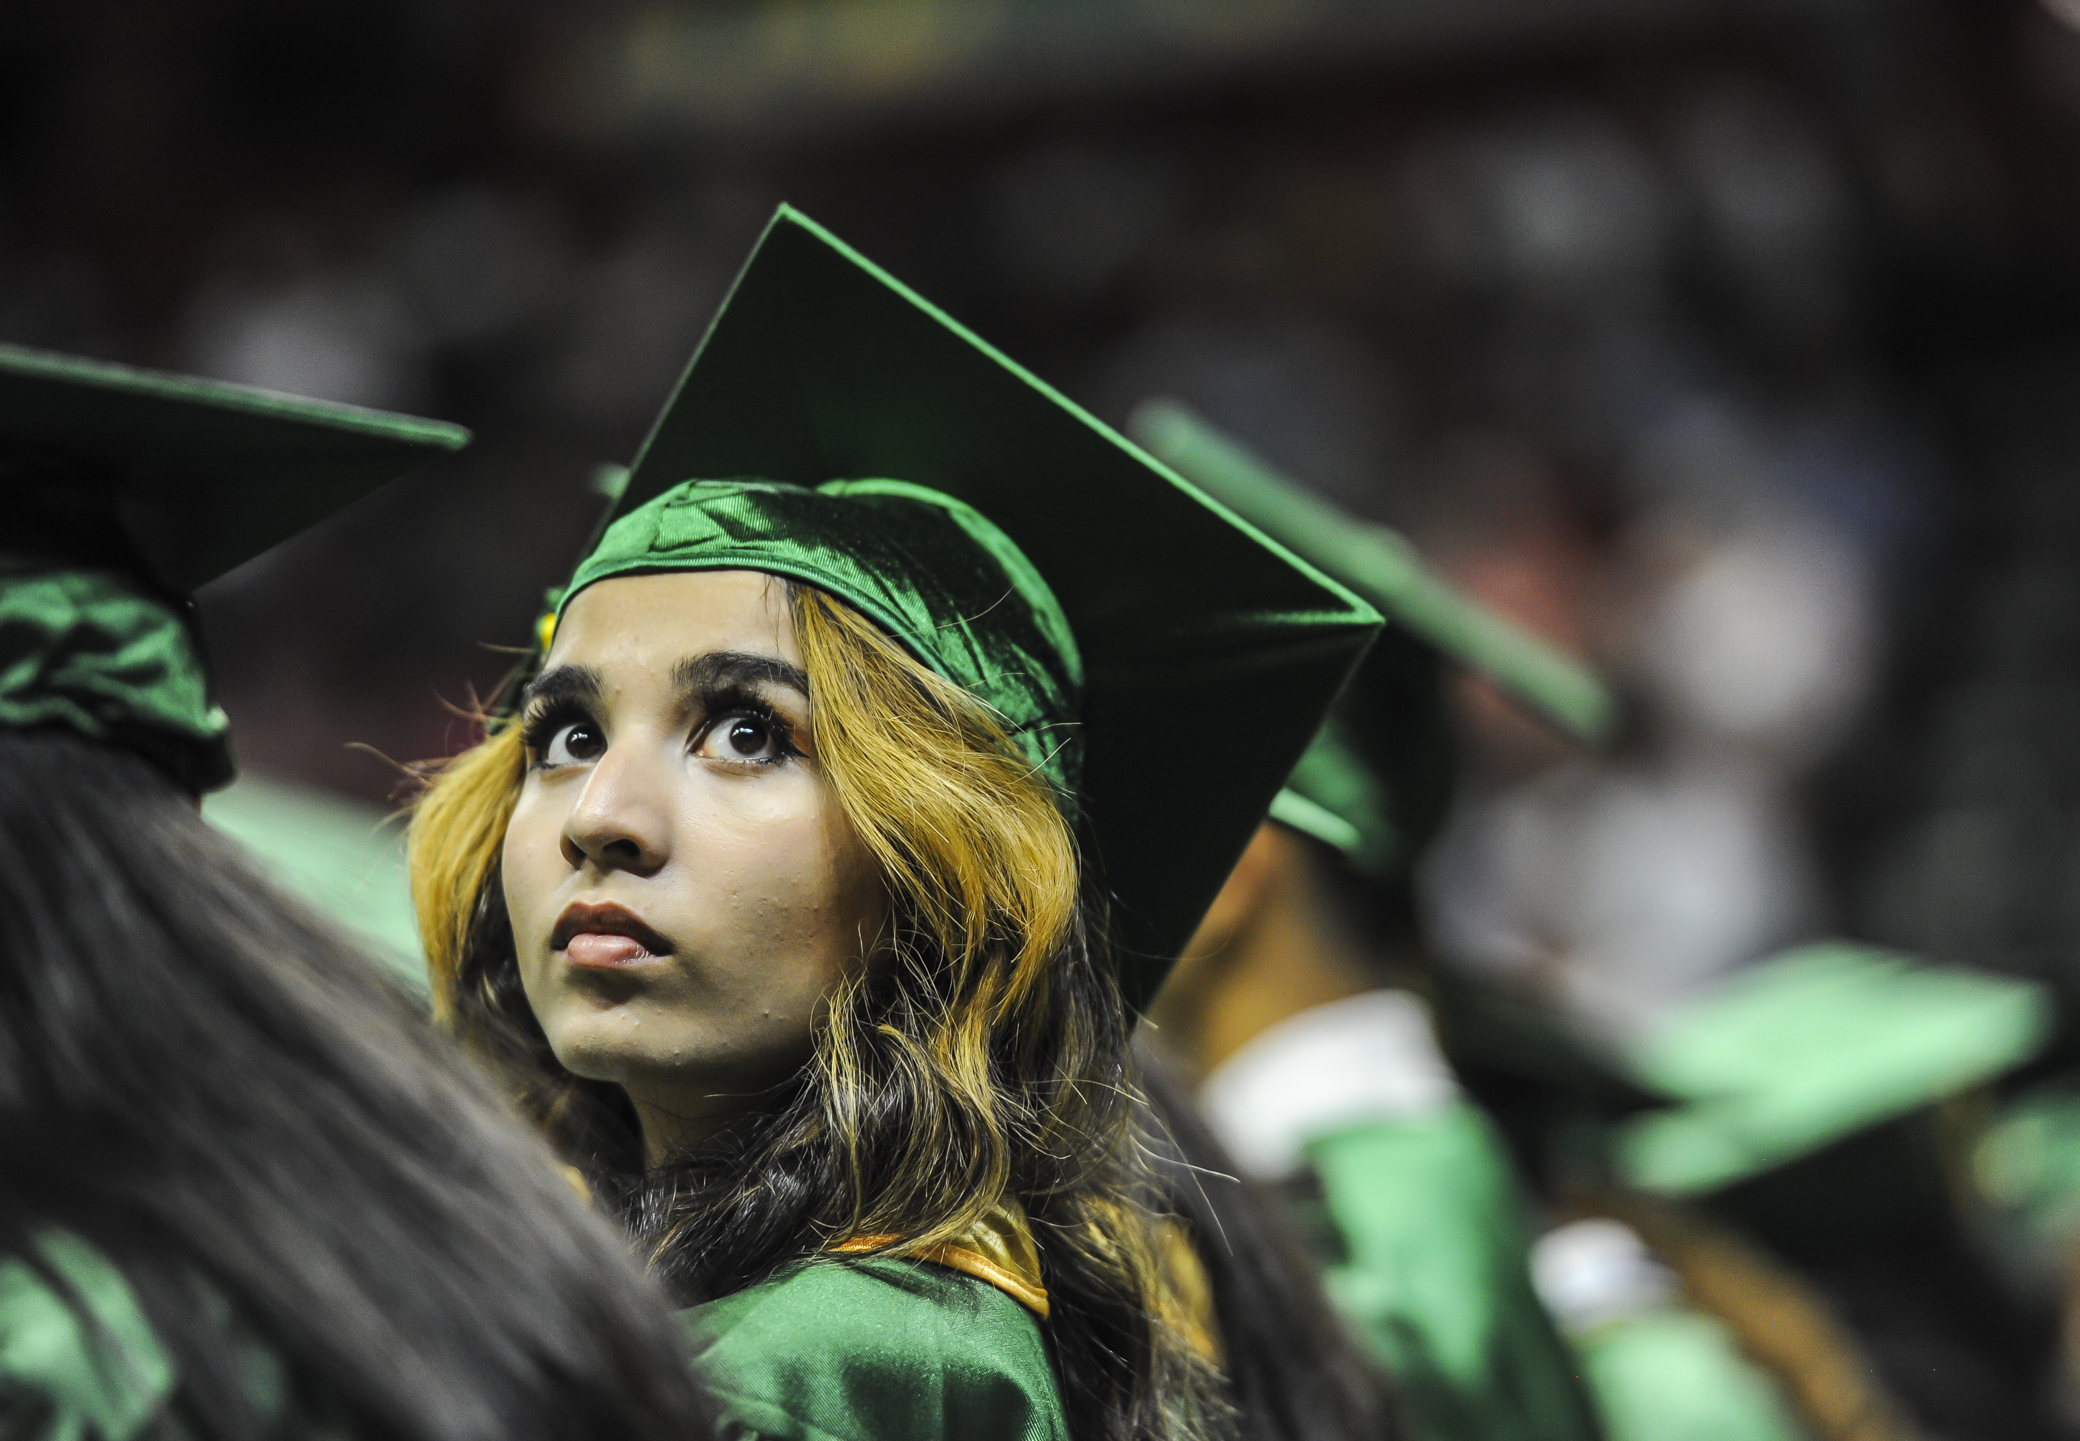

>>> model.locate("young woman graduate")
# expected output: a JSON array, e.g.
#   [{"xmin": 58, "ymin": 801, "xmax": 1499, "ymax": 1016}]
[
  {"xmin": 0, "ymin": 345, "xmax": 714, "ymax": 1441},
  {"xmin": 407, "ymin": 209, "xmax": 1384, "ymax": 1441}
]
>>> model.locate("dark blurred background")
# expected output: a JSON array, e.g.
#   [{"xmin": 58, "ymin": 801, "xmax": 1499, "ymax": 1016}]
[
  {"xmin": 4, "ymin": 0, "xmax": 2080, "ymax": 1035},
  {"xmin": 6, "ymin": 0, "xmax": 2069, "ymax": 999},
  {"xmin": 0, "ymin": 0, "xmax": 2027, "ymax": 983},
  {"xmin": 18, "ymin": 0, "xmax": 2080, "ymax": 1430}
]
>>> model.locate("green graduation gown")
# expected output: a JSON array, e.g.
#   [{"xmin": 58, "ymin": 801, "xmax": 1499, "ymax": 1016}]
[
  {"xmin": 0, "ymin": 1234, "xmax": 176, "ymax": 1441},
  {"xmin": 1200, "ymin": 990, "xmax": 1600, "ymax": 1441},
  {"xmin": 0, "ymin": 1231, "xmax": 340, "ymax": 1441},
  {"xmin": 682, "ymin": 1256, "xmax": 1067, "ymax": 1441},
  {"xmin": 1573, "ymin": 1309, "xmax": 1804, "ymax": 1441},
  {"xmin": 1307, "ymin": 1106, "xmax": 1601, "ymax": 1441}
]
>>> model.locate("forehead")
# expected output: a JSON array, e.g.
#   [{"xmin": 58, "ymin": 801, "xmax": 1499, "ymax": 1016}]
[{"xmin": 548, "ymin": 569, "xmax": 800, "ymax": 670}]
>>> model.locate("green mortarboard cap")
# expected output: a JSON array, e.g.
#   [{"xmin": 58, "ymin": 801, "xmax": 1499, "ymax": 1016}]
[
  {"xmin": 553, "ymin": 207, "xmax": 1382, "ymax": 1009},
  {"xmin": 0, "ymin": 343, "xmax": 471, "ymax": 790},
  {"xmin": 1130, "ymin": 400, "xmax": 1615, "ymax": 878},
  {"xmin": 0, "ymin": 343, "xmax": 472, "ymax": 592},
  {"xmin": 1615, "ymin": 943, "xmax": 2053, "ymax": 1195}
]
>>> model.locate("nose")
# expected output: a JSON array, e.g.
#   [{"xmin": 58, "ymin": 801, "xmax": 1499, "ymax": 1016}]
[{"xmin": 561, "ymin": 743, "xmax": 670, "ymax": 875}]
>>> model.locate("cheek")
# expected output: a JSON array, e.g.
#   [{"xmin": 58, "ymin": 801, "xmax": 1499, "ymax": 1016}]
[
  {"xmin": 684, "ymin": 786, "xmax": 882, "ymax": 964},
  {"xmin": 500, "ymin": 788, "xmax": 566, "ymax": 949}
]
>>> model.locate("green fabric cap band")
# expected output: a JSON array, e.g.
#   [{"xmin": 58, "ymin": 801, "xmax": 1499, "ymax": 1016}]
[
  {"xmin": 559, "ymin": 477, "xmax": 1086, "ymax": 801},
  {"xmin": 0, "ymin": 558, "xmax": 232, "ymax": 792}
]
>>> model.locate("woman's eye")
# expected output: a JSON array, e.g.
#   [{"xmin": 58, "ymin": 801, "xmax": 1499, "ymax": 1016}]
[
  {"xmin": 695, "ymin": 713, "xmax": 785, "ymax": 764},
  {"xmin": 542, "ymin": 721, "xmax": 605, "ymax": 766}
]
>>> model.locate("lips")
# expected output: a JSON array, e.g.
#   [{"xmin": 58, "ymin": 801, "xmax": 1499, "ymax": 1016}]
[{"xmin": 551, "ymin": 901, "xmax": 673, "ymax": 969}]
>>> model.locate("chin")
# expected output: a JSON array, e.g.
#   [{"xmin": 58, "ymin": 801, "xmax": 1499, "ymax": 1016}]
[
  {"xmin": 542, "ymin": 1021, "xmax": 674, "ymax": 1088},
  {"xmin": 546, "ymin": 1016, "xmax": 796, "ymax": 1093}
]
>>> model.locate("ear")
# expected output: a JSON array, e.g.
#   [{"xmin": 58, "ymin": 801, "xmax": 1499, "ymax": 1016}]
[
  {"xmin": 1150, "ymin": 822, "xmax": 1296, "ymax": 1050},
  {"xmin": 1187, "ymin": 822, "xmax": 1287, "ymax": 955},
  {"xmin": 1230, "ymin": 821, "xmax": 1292, "ymax": 900}
]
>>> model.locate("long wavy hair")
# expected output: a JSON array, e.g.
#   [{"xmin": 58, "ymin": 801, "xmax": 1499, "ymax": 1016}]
[
  {"xmin": 0, "ymin": 731, "xmax": 712, "ymax": 1441},
  {"xmin": 410, "ymin": 580, "xmax": 1227, "ymax": 1441}
]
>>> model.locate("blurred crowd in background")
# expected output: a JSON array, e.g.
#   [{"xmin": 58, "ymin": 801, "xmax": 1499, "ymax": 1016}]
[{"xmin": 14, "ymin": 0, "xmax": 2080, "ymax": 1434}]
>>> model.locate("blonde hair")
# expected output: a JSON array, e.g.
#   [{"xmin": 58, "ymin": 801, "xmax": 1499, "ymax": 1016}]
[
  {"xmin": 409, "ymin": 579, "xmax": 1223, "ymax": 1441},
  {"xmin": 793, "ymin": 584, "xmax": 1085, "ymax": 1249},
  {"xmin": 412, "ymin": 724, "xmax": 521, "ymax": 1029}
]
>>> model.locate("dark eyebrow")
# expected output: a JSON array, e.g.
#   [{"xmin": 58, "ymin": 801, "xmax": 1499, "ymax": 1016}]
[
  {"xmin": 671, "ymin": 651, "xmax": 810, "ymax": 702},
  {"xmin": 519, "ymin": 663, "xmax": 603, "ymax": 714}
]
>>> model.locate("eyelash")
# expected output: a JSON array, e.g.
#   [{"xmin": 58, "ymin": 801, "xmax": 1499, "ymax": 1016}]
[
  {"xmin": 519, "ymin": 701, "xmax": 592, "ymax": 765},
  {"xmin": 698, "ymin": 690, "xmax": 803, "ymax": 765}
]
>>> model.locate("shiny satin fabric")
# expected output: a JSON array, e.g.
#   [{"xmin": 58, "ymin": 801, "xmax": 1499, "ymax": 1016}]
[
  {"xmin": 560, "ymin": 476, "xmax": 1084, "ymax": 805},
  {"xmin": 0, "ymin": 558, "xmax": 231, "ymax": 792}
]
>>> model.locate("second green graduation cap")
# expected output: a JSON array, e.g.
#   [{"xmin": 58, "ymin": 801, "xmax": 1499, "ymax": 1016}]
[
  {"xmin": 1131, "ymin": 400, "xmax": 1615, "ymax": 880},
  {"xmin": 1, "ymin": 343, "xmax": 472, "ymax": 593},
  {"xmin": 571, "ymin": 207, "xmax": 1382, "ymax": 1008},
  {"xmin": 1, "ymin": 342, "xmax": 471, "ymax": 791}
]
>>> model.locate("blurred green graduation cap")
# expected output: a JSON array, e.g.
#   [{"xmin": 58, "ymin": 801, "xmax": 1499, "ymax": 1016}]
[
  {"xmin": 0, "ymin": 342, "xmax": 470, "ymax": 791},
  {"xmin": 565, "ymin": 206, "xmax": 1382, "ymax": 1009},
  {"xmin": 1129, "ymin": 399, "xmax": 1615, "ymax": 881},
  {"xmin": 2, "ymin": 343, "xmax": 471, "ymax": 592},
  {"xmin": 1614, "ymin": 942, "xmax": 2053, "ymax": 1195}
]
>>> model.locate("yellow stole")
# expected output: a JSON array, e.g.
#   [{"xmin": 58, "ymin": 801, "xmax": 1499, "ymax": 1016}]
[{"xmin": 832, "ymin": 1200, "xmax": 1050, "ymax": 1319}]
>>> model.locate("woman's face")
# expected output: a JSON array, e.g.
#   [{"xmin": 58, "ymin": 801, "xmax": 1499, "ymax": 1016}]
[{"xmin": 502, "ymin": 569, "xmax": 884, "ymax": 1154}]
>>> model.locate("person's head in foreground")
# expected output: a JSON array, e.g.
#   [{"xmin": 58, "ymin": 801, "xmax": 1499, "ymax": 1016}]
[
  {"xmin": 409, "ymin": 210, "xmax": 1381, "ymax": 1441},
  {"xmin": 0, "ymin": 345, "xmax": 712, "ymax": 1441}
]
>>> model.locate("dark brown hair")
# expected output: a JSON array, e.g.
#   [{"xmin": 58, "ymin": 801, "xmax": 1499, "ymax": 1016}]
[{"xmin": 0, "ymin": 731, "xmax": 712, "ymax": 1441}]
